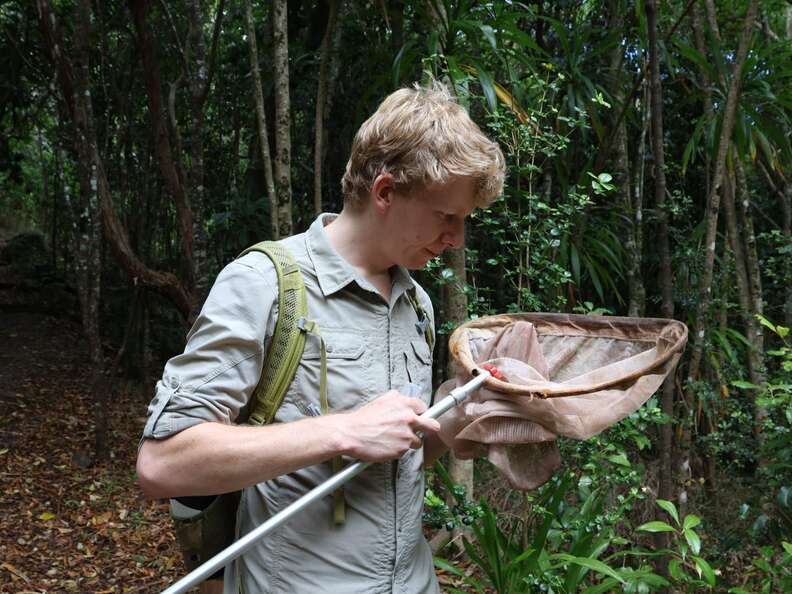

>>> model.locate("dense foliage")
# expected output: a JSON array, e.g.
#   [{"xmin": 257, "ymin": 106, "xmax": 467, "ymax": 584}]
[{"xmin": 1, "ymin": 0, "xmax": 791, "ymax": 591}]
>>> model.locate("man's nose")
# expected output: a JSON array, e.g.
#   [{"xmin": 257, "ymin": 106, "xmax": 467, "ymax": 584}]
[{"xmin": 442, "ymin": 219, "xmax": 465, "ymax": 249}]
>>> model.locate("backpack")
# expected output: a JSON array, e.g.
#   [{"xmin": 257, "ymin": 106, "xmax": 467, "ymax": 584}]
[
  {"xmin": 169, "ymin": 241, "xmax": 327, "ymax": 576},
  {"xmin": 168, "ymin": 240, "xmax": 435, "ymax": 576}
]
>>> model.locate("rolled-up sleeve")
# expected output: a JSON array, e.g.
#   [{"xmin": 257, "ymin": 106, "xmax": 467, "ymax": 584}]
[{"xmin": 142, "ymin": 253, "xmax": 278, "ymax": 440}]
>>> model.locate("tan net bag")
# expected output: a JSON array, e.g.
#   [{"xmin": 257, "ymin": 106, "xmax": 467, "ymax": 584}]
[{"xmin": 438, "ymin": 313, "xmax": 688, "ymax": 490}]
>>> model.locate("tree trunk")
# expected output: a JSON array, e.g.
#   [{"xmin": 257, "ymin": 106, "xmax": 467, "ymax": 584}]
[
  {"xmin": 188, "ymin": 0, "xmax": 209, "ymax": 295},
  {"xmin": 70, "ymin": 0, "xmax": 107, "ymax": 460},
  {"xmin": 38, "ymin": 0, "xmax": 197, "ymax": 321},
  {"xmin": 128, "ymin": 0, "xmax": 195, "ymax": 295},
  {"xmin": 272, "ymin": 0, "xmax": 293, "ymax": 237},
  {"xmin": 784, "ymin": 181, "xmax": 792, "ymax": 329},
  {"xmin": 389, "ymin": 0, "xmax": 404, "ymax": 55},
  {"xmin": 723, "ymin": 170, "xmax": 763, "ymax": 402},
  {"xmin": 685, "ymin": 0, "xmax": 759, "ymax": 407},
  {"xmin": 244, "ymin": 0, "xmax": 279, "ymax": 239},
  {"xmin": 609, "ymin": 1, "xmax": 644, "ymax": 317},
  {"xmin": 442, "ymin": 245, "xmax": 473, "ymax": 553},
  {"xmin": 645, "ymin": 0, "xmax": 676, "ymax": 550},
  {"xmin": 314, "ymin": 0, "xmax": 340, "ymax": 215},
  {"xmin": 734, "ymin": 159, "xmax": 767, "ymax": 434}
]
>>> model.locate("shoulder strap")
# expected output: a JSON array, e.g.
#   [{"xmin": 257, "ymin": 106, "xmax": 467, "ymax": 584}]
[
  {"xmin": 406, "ymin": 287, "xmax": 435, "ymax": 352},
  {"xmin": 237, "ymin": 241, "xmax": 308, "ymax": 426},
  {"xmin": 236, "ymin": 242, "xmax": 342, "ymax": 523}
]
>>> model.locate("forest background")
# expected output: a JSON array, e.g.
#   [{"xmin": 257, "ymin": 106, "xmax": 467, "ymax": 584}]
[{"xmin": 1, "ymin": 0, "xmax": 791, "ymax": 592}]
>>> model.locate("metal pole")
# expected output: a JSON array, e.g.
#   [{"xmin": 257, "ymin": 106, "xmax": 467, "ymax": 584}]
[{"xmin": 160, "ymin": 370, "xmax": 491, "ymax": 594}]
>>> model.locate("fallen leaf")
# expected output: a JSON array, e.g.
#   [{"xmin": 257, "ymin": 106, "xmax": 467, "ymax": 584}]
[
  {"xmin": 91, "ymin": 511, "xmax": 112, "ymax": 525},
  {"xmin": 39, "ymin": 511, "xmax": 55, "ymax": 521},
  {"xmin": 1, "ymin": 561, "xmax": 30, "ymax": 582}
]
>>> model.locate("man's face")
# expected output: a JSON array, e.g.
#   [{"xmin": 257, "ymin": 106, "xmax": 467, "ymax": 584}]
[{"xmin": 383, "ymin": 177, "xmax": 477, "ymax": 270}]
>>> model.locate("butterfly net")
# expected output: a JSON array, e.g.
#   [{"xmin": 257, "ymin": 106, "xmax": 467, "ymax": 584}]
[{"xmin": 438, "ymin": 313, "xmax": 688, "ymax": 490}]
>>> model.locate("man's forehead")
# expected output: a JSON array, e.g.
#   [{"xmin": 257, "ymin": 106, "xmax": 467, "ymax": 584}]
[{"xmin": 417, "ymin": 177, "xmax": 477, "ymax": 213}]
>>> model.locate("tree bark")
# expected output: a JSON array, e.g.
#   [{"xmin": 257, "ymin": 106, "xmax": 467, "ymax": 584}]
[
  {"xmin": 50, "ymin": 0, "xmax": 107, "ymax": 459},
  {"xmin": 244, "ymin": 0, "xmax": 279, "ymax": 239},
  {"xmin": 723, "ymin": 170, "xmax": 763, "ymax": 395},
  {"xmin": 645, "ymin": 0, "xmax": 677, "ymax": 552},
  {"xmin": 38, "ymin": 0, "xmax": 197, "ymax": 321},
  {"xmin": 314, "ymin": 0, "xmax": 340, "ymax": 215},
  {"xmin": 442, "ymin": 245, "xmax": 473, "ymax": 553},
  {"xmin": 272, "ymin": 0, "xmax": 293, "ymax": 237},
  {"xmin": 685, "ymin": 0, "xmax": 759, "ymax": 405},
  {"xmin": 128, "ymin": 0, "xmax": 195, "ymax": 294},
  {"xmin": 188, "ymin": 0, "xmax": 208, "ymax": 294},
  {"xmin": 609, "ymin": 1, "xmax": 644, "ymax": 317},
  {"xmin": 734, "ymin": 159, "xmax": 767, "ymax": 434},
  {"xmin": 186, "ymin": 0, "xmax": 225, "ymax": 297},
  {"xmin": 784, "ymin": 180, "xmax": 792, "ymax": 329}
]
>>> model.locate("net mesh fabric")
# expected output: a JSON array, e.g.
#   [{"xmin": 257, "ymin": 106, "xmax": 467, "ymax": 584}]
[{"xmin": 440, "ymin": 313, "xmax": 687, "ymax": 490}]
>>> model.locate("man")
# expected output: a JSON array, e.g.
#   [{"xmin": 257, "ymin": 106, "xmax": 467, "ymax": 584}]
[{"xmin": 137, "ymin": 82, "xmax": 505, "ymax": 593}]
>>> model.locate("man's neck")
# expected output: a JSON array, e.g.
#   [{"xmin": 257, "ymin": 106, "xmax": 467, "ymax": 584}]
[{"xmin": 324, "ymin": 210, "xmax": 394, "ymax": 301}]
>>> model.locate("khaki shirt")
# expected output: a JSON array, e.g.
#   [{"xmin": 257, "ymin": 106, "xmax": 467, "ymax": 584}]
[{"xmin": 143, "ymin": 214, "xmax": 439, "ymax": 594}]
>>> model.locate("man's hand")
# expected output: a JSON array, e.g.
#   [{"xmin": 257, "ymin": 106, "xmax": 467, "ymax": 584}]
[{"xmin": 335, "ymin": 390, "xmax": 441, "ymax": 462}]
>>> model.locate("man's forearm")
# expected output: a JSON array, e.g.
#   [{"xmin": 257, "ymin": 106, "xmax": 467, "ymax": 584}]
[{"xmin": 136, "ymin": 416, "xmax": 346, "ymax": 499}]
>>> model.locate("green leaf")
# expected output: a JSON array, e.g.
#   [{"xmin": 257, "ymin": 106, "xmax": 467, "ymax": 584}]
[
  {"xmin": 732, "ymin": 380, "xmax": 759, "ymax": 390},
  {"xmin": 683, "ymin": 515, "xmax": 702, "ymax": 531},
  {"xmin": 478, "ymin": 24, "xmax": 497, "ymax": 51},
  {"xmin": 637, "ymin": 521, "xmax": 676, "ymax": 533},
  {"xmin": 657, "ymin": 499, "xmax": 680, "ymax": 525},
  {"xmin": 756, "ymin": 314, "xmax": 777, "ymax": 333},
  {"xmin": 433, "ymin": 557, "xmax": 465, "ymax": 578},
  {"xmin": 580, "ymin": 578, "xmax": 621, "ymax": 594},
  {"xmin": 549, "ymin": 553, "xmax": 625, "ymax": 584},
  {"xmin": 668, "ymin": 558, "xmax": 684, "ymax": 581},
  {"xmin": 469, "ymin": 60, "xmax": 497, "ymax": 113},
  {"xmin": 685, "ymin": 528, "xmax": 702, "ymax": 555},
  {"xmin": 693, "ymin": 555, "xmax": 716, "ymax": 587},
  {"xmin": 607, "ymin": 452, "xmax": 630, "ymax": 467}
]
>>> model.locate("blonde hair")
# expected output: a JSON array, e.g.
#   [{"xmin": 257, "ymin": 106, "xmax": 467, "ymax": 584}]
[{"xmin": 341, "ymin": 82, "xmax": 505, "ymax": 210}]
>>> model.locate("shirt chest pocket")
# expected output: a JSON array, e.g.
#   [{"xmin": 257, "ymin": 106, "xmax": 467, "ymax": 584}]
[
  {"xmin": 405, "ymin": 338, "xmax": 433, "ymax": 404},
  {"xmin": 286, "ymin": 329, "xmax": 373, "ymax": 415}
]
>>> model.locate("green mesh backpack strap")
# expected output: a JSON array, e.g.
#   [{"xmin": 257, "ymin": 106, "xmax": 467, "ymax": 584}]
[
  {"xmin": 406, "ymin": 287, "xmax": 434, "ymax": 352},
  {"xmin": 170, "ymin": 241, "xmax": 314, "ymax": 578},
  {"xmin": 239, "ymin": 241, "xmax": 309, "ymax": 426},
  {"xmin": 240, "ymin": 243, "xmax": 344, "ymax": 522}
]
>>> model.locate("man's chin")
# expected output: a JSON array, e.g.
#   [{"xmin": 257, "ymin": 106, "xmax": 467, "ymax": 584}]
[{"xmin": 416, "ymin": 253, "xmax": 440, "ymax": 269}]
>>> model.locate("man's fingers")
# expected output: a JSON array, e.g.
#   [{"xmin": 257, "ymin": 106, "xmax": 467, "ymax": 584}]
[
  {"xmin": 411, "ymin": 416, "xmax": 440, "ymax": 435},
  {"xmin": 403, "ymin": 396, "xmax": 428, "ymax": 415}
]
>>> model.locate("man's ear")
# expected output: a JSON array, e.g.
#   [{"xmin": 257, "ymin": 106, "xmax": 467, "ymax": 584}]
[{"xmin": 371, "ymin": 173, "xmax": 395, "ymax": 214}]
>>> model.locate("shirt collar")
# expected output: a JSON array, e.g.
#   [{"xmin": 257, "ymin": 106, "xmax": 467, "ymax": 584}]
[{"xmin": 306, "ymin": 213, "xmax": 415, "ymax": 302}]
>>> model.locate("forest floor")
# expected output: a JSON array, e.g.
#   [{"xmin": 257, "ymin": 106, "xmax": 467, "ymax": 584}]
[
  {"xmin": 0, "ymin": 254, "xmax": 470, "ymax": 593},
  {"xmin": 0, "ymin": 306, "xmax": 185, "ymax": 591}
]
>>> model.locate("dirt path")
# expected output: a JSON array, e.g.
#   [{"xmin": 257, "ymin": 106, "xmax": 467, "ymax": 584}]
[{"xmin": 0, "ymin": 310, "xmax": 185, "ymax": 593}]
